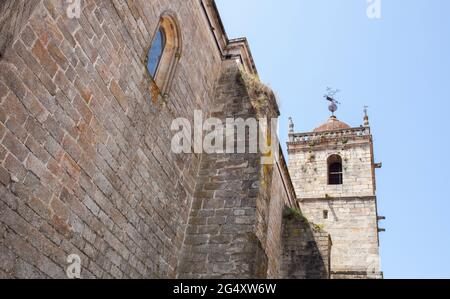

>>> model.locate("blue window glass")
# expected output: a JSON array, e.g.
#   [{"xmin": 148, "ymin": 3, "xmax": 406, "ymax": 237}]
[{"xmin": 147, "ymin": 28, "xmax": 166, "ymax": 78}]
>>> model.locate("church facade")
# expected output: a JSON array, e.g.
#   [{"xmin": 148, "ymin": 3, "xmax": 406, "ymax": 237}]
[{"xmin": 0, "ymin": 0, "xmax": 382, "ymax": 279}]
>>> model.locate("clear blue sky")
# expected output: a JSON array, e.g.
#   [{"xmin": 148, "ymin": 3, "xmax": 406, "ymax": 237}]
[{"xmin": 217, "ymin": 0, "xmax": 450, "ymax": 279}]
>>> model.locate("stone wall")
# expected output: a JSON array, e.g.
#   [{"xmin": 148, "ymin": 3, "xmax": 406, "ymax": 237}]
[
  {"xmin": 281, "ymin": 209, "xmax": 331, "ymax": 279},
  {"xmin": 177, "ymin": 60, "xmax": 292, "ymax": 279},
  {"xmin": 265, "ymin": 162, "xmax": 288, "ymax": 277},
  {"xmin": 298, "ymin": 197, "xmax": 381, "ymax": 278},
  {"xmin": 0, "ymin": 0, "xmax": 41, "ymax": 57},
  {"xmin": 0, "ymin": 0, "xmax": 222, "ymax": 278},
  {"xmin": 177, "ymin": 61, "xmax": 264, "ymax": 278}
]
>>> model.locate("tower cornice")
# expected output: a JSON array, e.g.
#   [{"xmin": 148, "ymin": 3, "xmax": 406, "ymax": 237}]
[{"xmin": 287, "ymin": 126, "xmax": 372, "ymax": 152}]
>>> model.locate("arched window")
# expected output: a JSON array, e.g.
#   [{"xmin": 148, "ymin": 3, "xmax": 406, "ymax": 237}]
[
  {"xmin": 328, "ymin": 155, "xmax": 343, "ymax": 185},
  {"xmin": 146, "ymin": 13, "xmax": 182, "ymax": 100},
  {"xmin": 147, "ymin": 28, "xmax": 166, "ymax": 78}
]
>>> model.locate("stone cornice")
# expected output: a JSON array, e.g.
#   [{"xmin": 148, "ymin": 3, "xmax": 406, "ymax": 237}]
[
  {"xmin": 298, "ymin": 196, "xmax": 377, "ymax": 202},
  {"xmin": 287, "ymin": 126, "xmax": 372, "ymax": 152},
  {"xmin": 201, "ymin": 0, "xmax": 258, "ymax": 75}
]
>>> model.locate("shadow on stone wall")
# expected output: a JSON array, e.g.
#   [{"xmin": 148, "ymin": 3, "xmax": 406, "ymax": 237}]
[
  {"xmin": 281, "ymin": 207, "xmax": 331, "ymax": 279},
  {"xmin": 251, "ymin": 237, "xmax": 269, "ymax": 279}
]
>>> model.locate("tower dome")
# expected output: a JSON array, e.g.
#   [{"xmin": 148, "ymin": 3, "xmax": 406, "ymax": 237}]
[{"xmin": 314, "ymin": 116, "xmax": 351, "ymax": 132}]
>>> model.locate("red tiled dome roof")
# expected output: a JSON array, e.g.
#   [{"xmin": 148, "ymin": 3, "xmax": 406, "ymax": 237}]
[{"xmin": 314, "ymin": 116, "xmax": 351, "ymax": 132}]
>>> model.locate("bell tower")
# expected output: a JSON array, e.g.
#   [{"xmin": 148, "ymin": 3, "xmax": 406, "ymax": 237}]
[{"xmin": 287, "ymin": 100, "xmax": 384, "ymax": 279}]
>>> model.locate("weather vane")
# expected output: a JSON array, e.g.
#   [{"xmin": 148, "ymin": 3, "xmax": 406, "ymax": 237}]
[{"xmin": 324, "ymin": 87, "xmax": 341, "ymax": 116}]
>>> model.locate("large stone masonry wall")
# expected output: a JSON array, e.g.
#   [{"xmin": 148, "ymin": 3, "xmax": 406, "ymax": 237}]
[
  {"xmin": 281, "ymin": 210, "xmax": 331, "ymax": 279},
  {"xmin": 0, "ymin": 0, "xmax": 41, "ymax": 56},
  {"xmin": 299, "ymin": 197, "xmax": 381, "ymax": 278},
  {"xmin": 0, "ymin": 0, "xmax": 222, "ymax": 278},
  {"xmin": 177, "ymin": 61, "xmax": 265, "ymax": 278},
  {"xmin": 265, "ymin": 162, "xmax": 288, "ymax": 278},
  {"xmin": 177, "ymin": 60, "xmax": 298, "ymax": 279}
]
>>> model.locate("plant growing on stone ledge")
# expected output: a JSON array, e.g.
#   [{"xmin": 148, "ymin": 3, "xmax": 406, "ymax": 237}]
[
  {"xmin": 284, "ymin": 207, "xmax": 308, "ymax": 223},
  {"xmin": 239, "ymin": 66, "xmax": 274, "ymax": 116},
  {"xmin": 284, "ymin": 207, "xmax": 326, "ymax": 233},
  {"xmin": 310, "ymin": 223, "xmax": 325, "ymax": 232}
]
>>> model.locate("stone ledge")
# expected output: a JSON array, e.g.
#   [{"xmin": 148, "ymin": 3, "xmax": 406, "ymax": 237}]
[{"xmin": 299, "ymin": 196, "xmax": 377, "ymax": 202}]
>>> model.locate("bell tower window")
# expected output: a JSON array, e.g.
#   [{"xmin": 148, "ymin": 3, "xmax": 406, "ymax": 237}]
[{"xmin": 328, "ymin": 155, "xmax": 343, "ymax": 185}]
